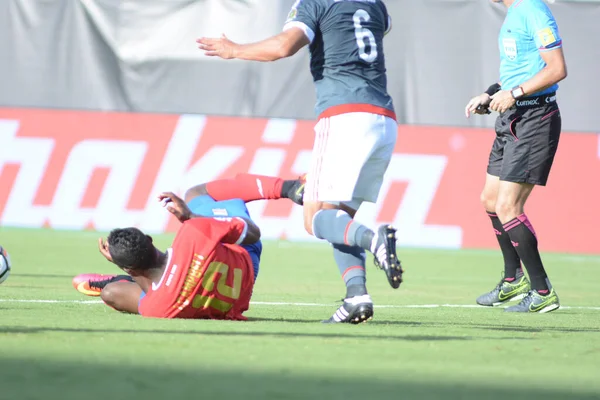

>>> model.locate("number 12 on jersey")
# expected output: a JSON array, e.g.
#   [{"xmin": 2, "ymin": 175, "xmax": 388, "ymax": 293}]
[
  {"xmin": 191, "ymin": 261, "xmax": 243, "ymax": 313},
  {"xmin": 353, "ymin": 9, "xmax": 378, "ymax": 63}
]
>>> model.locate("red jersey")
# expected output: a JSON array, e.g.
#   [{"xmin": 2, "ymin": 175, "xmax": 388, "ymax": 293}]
[{"xmin": 138, "ymin": 217, "xmax": 255, "ymax": 320}]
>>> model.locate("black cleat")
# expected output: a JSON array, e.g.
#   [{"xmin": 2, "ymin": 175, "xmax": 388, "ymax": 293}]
[
  {"xmin": 90, "ymin": 274, "xmax": 134, "ymax": 291},
  {"xmin": 73, "ymin": 274, "xmax": 134, "ymax": 297},
  {"xmin": 282, "ymin": 175, "xmax": 306, "ymax": 206},
  {"xmin": 372, "ymin": 225, "xmax": 403, "ymax": 289},
  {"xmin": 323, "ymin": 295, "xmax": 374, "ymax": 324}
]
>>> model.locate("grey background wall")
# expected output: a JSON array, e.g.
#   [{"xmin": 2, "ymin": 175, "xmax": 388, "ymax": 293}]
[{"xmin": 0, "ymin": 0, "xmax": 597, "ymax": 131}]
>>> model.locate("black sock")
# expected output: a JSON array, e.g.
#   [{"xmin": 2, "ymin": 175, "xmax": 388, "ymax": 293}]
[
  {"xmin": 487, "ymin": 212, "xmax": 522, "ymax": 280},
  {"xmin": 346, "ymin": 284, "xmax": 368, "ymax": 298},
  {"xmin": 359, "ymin": 230, "xmax": 375, "ymax": 252},
  {"xmin": 503, "ymin": 214, "xmax": 549, "ymax": 292},
  {"xmin": 280, "ymin": 180, "xmax": 296, "ymax": 198},
  {"xmin": 113, "ymin": 275, "xmax": 134, "ymax": 283}
]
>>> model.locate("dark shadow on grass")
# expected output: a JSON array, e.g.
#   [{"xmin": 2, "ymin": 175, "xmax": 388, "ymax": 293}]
[
  {"xmin": 0, "ymin": 357, "xmax": 597, "ymax": 400},
  {"xmin": 0, "ymin": 326, "xmax": 532, "ymax": 342},
  {"xmin": 250, "ymin": 317, "xmax": 424, "ymax": 327},
  {"xmin": 383, "ymin": 320, "xmax": 600, "ymax": 334},
  {"xmin": 248, "ymin": 317, "xmax": 323, "ymax": 324},
  {"xmin": 11, "ymin": 273, "xmax": 75, "ymax": 279},
  {"xmin": 467, "ymin": 324, "xmax": 600, "ymax": 334},
  {"xmin": 366, "ymin": 320, "xmax": 425, "ymax": 327}
]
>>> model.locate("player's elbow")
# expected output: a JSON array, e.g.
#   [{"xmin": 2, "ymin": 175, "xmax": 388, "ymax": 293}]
[
  {"xmin": 556, "ymin": 64, "xmax": 567, "ymax": 81},
  {"xmin": 274, "ymin": 36, "xmax": 301, "ymax": 60},
  {"xmin": 275, "ymin": 44, "xmax": 293, "ymax": 60},
  {"xmin": 549, "ymin": 60, "xmax": 568, "ymax": 83},
  {"xmin": 243, "ymin": 223, "xmax": 261, "ymax": 244}
]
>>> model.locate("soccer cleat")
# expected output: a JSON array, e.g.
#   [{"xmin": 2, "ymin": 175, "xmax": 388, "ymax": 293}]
[
  {"xmin": 323, "ymin": 294, "xmax": 374, "ymax": 324},
  {"xmin": 72, "ymin": 273, "xmax": 133, "ymax": 297},
  {"xmin": 372, "ymin": 225, "xmax": 403, "ymax": 289},
  {"xmin": 504, "ymin": 289, "xmax": 560, "ymax": 313},
  {"xmin": 283, "ymin": 174, "xmax": 306, "ymax": 206},
  {"xmin": 476, "ymin": 273, "xmax": 531, "ymax": 306}
]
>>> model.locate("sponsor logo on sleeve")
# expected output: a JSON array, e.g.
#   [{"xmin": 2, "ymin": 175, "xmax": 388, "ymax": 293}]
[
  {"xmin": 287, "ymin": 7, "xmax": 298, "ymax": 22},
  {"xmin": 537, "ymin": 27, "xmax": 557, "ymax": 47}
]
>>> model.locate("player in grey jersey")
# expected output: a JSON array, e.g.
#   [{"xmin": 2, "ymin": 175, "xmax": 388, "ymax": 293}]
[{"xmin": 198, "ymin": 0, "xmax": 402, "ymax": 324}]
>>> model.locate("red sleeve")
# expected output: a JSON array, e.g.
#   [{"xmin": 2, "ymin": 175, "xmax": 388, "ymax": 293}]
[{"xmin": 184, "ymin": 217, "xmax": 248, "ymax": 245}]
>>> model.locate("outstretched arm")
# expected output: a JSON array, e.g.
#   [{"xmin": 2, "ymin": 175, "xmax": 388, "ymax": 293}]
[{"xmin": 196, "ymin": 28, "xmax": 309, "ymax": 62}]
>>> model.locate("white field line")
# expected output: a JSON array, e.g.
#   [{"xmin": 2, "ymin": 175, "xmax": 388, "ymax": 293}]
[{"xmin": 0, "ymin": 298, "xmax": 599, "ymax": 310}]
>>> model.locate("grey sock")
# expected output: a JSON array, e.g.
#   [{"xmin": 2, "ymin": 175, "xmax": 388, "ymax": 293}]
[
  {"xmin": 332, "ymin": 244, "xmax": 366, "ymax": 288},
  {"xmin": 313, "ymin": 209, "xmax": 375, "ymax": 251}
]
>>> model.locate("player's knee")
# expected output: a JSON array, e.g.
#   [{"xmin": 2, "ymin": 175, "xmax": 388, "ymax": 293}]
[
  {"xmin": 495, "ymin": 199, "xmax": 519, "ymax": 221},
  {"xmin": 184, "ymin": 184, "xmax": 208, "ymax": 203},
  {"xmin": 100, "ymin": 282, "xmax": 132, "ymax": 312},
  {"xmin": 100, "ymin": 283, "xmax": 118, "ymax": 308},
  {"xmin": 480, "ymin": 190, "xmax": 496, "ymax": 212}
]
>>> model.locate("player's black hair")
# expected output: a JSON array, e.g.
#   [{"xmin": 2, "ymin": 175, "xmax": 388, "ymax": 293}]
[{"xmin": 107, "ymin": 228, "xmax": 157, "ymax": 270}]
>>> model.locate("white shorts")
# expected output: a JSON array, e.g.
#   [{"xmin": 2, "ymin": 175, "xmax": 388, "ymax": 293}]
[{"xmin": 304, "ymin": 112, "xmax": 398, "ymax": 209}]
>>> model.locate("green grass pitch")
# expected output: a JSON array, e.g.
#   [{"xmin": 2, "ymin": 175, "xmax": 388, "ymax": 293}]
[{"xmin": 0, "ymin": 228, "xmax": 599, "ymax": 400}]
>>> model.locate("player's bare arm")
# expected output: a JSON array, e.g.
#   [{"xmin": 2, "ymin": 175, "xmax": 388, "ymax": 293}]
[
  {"xmin": 158, "ymin": 192, "xmax": 194, "ymax": 222},
  {"xmin": 518, "ymin": 48, "xmax": 567, "ymax": 97},
  {"xmin": 490, "ymin": 48, "xmax": 567, "ymax": 113},
  {"xmin": 158, "ymin": 191, "xmax": 260, "ymax": 245},
  {"xmin": 197, "ymin": 29, "xmax": 310, "ymax": 62}
]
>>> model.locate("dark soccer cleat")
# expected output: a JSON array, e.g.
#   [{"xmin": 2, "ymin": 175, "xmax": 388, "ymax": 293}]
[
  {"xmin": 372, "ymin": 225, "xmax": 403, "ymax": 289},
  {"xmin": 72, "ymin": 273, "xmax": 134, "ymax": 297},
  {"xmin": 504, "ymin": 289, "xmax": 560, "ymax": 313},
  {"xmin": 476, "ymin": 272, "xmax": 530, "ymax": 307},
  {"xmin": 323, "ymin": 294, "xmax": 374, "ymax": 324},
  {"xmin": 282, "ymin": 174, "xmax": 306, "ymax": 206}
]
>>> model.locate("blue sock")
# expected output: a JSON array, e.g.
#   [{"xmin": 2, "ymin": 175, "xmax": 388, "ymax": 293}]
[
  {"xmin": 332, "ymin": 244, "xmax": 367, "ymax": 291},
  {"xmin": 312, "ymin": 209, "xmax": 375, "ymax": 252}
]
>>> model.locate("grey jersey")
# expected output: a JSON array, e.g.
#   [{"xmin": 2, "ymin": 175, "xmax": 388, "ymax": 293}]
[{"xmin": 284, "ymin": 0, "xmax": 394, "ymax": 117}]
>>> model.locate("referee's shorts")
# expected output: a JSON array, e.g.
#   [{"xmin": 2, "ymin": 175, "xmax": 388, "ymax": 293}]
[{"xmin": 487, "ymin": 92, "xmax": 561, "ymax": 186}]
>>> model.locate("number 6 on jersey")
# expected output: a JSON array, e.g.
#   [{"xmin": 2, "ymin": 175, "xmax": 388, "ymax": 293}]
[{"xmin": 354, "ymin": 9, "xmax": 378, "ymax": 63}]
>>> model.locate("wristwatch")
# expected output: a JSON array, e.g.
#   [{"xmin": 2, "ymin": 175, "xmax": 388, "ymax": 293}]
[{"xmin": 511, "ymin": 86, "xmax": 525, "ymax": 99}]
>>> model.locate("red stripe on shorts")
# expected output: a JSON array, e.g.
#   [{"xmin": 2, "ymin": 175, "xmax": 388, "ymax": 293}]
[
  {"xmin": 311, "ymin": 118, "xmax": 330, "ymax": 201},
  {"xmin": 309, "ymin": 119, "xmax": 323, "ymax": 201},
  {"xmin": 319, "ymin": 104, "xmax": 397, "ymax": 121}
]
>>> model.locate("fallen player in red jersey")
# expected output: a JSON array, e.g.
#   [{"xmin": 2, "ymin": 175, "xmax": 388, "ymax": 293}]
[{"xmin": 73, "ymin": 174, "xmax": 305, "ymax": 320}]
